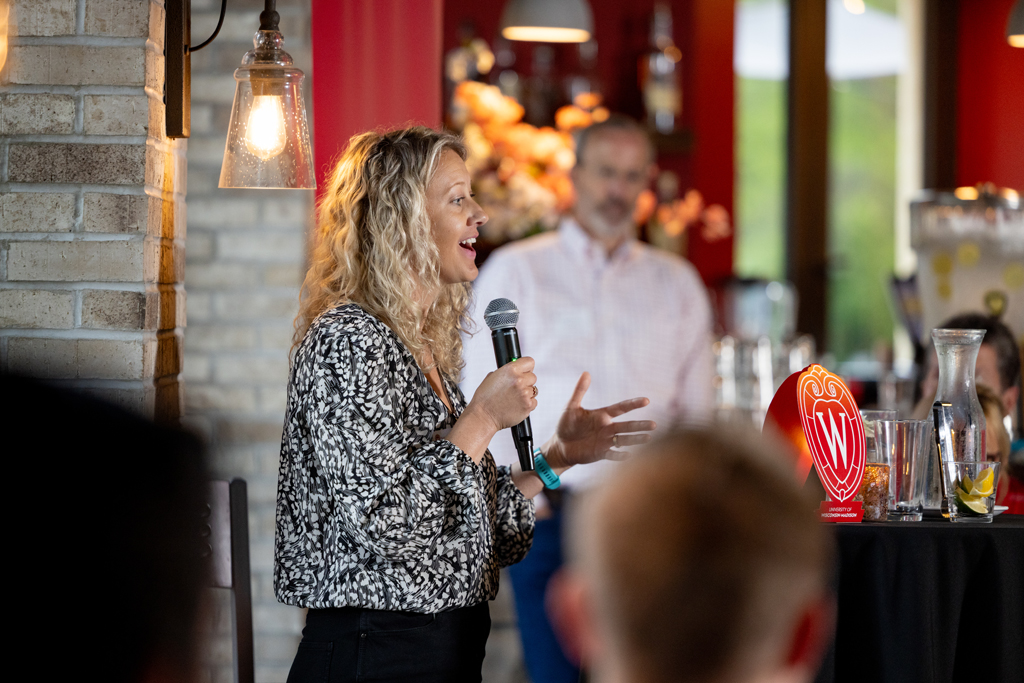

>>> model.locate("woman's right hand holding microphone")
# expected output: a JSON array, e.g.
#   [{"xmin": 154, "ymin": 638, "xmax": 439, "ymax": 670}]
[
  {"xmin": 449, "ymin": 357, "xmax": 538, "ymax": 463},
  {"xmin": 465, "ymin": 357, "xmax": 538, "ymax": 432}
]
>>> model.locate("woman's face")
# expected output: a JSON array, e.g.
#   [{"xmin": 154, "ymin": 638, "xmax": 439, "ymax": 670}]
[{"xmin": 427, "ymin": 149, "xmax": 487, "ymax": 286}]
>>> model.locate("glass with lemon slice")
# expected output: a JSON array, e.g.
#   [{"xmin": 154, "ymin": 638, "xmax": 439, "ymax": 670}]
[{"xmin": 941, "ymin": 461, "xmax": 1000, "ymax": 523}]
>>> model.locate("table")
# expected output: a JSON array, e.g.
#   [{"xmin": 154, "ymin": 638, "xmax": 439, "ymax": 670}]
[{"xmin": 814, "ymin": 512, "xmax": 1024, "ymax": 683}]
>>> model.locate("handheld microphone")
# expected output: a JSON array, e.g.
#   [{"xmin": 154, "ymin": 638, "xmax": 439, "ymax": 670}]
[{"xmin": 484, "ymin": 298, "xmax": 535, "ymax": 472}]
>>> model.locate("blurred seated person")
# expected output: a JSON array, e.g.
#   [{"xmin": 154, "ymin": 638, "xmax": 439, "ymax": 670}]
[
  {"xmin": 913, "ymin": 313, "xmax": 1021, "ymax": 438},
  {"xmin": 2, "ymin": 374, "xmax": 207, "ymax": 683},
  {"xmin": 548, "ymin": 428, "xmax": 835, "ymax": 683},
  {"xmin": 978, "ymin": 383, "xmax": 1024, "ymax": 514}
]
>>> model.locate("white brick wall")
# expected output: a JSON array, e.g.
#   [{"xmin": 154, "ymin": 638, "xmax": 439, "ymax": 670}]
[
  {"xmin": 179, "ymin": 2, "xmax": 313, "ymax": 682},
  {"xmin": 0, "ymin": 93, "xmax": 76, "ymax": 134},
  {"xmin": 8, "ymin": 0, "xmax": 77, "ymax": 37},
  {"xmin": 0, "ymin": 192, "xmax": 76, "ymax": 231},
  {"xmin": 1, "ymin": 0, "xmax": 186, "ymax": 422}
]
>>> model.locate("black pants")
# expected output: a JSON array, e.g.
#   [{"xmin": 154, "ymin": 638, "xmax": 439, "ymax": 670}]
[{"xmin": 286, "ymin": 602, "xmax": 491, "ymax": 683}]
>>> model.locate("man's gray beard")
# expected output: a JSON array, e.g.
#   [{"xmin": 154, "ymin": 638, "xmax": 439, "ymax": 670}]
[{"xmin": 581, "ymin": 210, "xmax": 635, "ymax": 241}]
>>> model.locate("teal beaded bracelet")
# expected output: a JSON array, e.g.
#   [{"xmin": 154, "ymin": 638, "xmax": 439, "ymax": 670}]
[{"xmin": 533, "ymin": 448, "xmax": 561, "ymax": 489}]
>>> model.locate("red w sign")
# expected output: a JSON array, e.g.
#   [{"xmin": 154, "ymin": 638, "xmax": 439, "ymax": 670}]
[{"xmin": 797, "ymin": 365, "xmax": 866, "ymax": 503}]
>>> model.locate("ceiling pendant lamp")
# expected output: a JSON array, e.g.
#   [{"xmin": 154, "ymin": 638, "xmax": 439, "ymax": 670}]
[
  {"xmin": 219, "ymin": 0, "xmax": 315, "ymax": 189},
  {"xmin": 499, "ymin": 0, "xmax": 594, "ymax": 44},
  {"xmin": 1008, "ymin": 0, "xmax": 1024, "ymax": 48}
]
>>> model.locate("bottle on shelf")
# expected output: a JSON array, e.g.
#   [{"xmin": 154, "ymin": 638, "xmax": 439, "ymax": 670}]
[
  {"xmin": 445, "ymin": 21, "xmax": 495, "ymax": 127},
  {"xmin": 639, "ymin": 3, "xmax": 683, "ymax": 135}
]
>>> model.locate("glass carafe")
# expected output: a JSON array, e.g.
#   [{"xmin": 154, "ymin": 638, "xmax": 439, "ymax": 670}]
[{"xmin": 932, "ymin": 329, "xmax": 987, "ymax": 463}]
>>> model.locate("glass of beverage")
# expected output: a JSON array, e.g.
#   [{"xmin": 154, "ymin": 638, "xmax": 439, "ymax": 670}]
[
  {"xmin": 860, "ymin": 409, "xmax": 897, "ymax": 459},
  {"xmin": 876, "ymin": 419, "xmax": 932, "ymax": 522},
  {"xmin": 854, "ymin": 410, "xmax": 897, "ymax": 522},
  {"xmin": 941, "ymin": 460, "xmax": 1000, "ymax": 523}
]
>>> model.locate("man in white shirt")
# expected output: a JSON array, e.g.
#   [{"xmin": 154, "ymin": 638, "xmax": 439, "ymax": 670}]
[{"xmin": 461, "ymin": 116, "xmax": 713, "ymax": 683}]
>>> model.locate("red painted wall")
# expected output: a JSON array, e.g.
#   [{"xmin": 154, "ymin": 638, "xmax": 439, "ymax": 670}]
[
  {"xmin": 685, "ymin": 0, "xmax": 735, "ymax": 285},
  {"xmin": 310, "ymin": 0, "xmax": 443, "ymax": 194},
  {"xmin": 956, "ymin": 0, "xmax": 1024, "ymax": 191}
]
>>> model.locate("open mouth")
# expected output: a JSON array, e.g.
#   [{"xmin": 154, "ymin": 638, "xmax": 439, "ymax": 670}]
[{"xmin": 459, "ymin": 237, "xmax": 477, "ymax": 254}]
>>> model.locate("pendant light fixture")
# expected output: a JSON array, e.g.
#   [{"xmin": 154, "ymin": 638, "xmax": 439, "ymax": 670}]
[
  {"xmin": 1008, "ymin": 0, "xmax": 1024, "ymax": 48},
  {"xmin": 219, "ymin": 1, "xmax": 315, "ymax": 189},
  {"xmin": 499, "ymin": 0, "xmax": 594, "ymax": 43},
  {"xmin": 165, "ymin": 0, "xmax": 314, "ymax": 189}
]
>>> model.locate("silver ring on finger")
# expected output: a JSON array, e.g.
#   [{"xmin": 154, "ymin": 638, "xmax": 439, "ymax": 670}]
[{"xmin": 612, "ymin": 434, "xmax": 619, "ymax": 448}]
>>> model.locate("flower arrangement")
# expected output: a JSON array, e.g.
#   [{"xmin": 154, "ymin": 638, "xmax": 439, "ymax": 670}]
[
  {"xmin": 635, "ymin": 186, "xmax": 733, "ymax": 254},
  {"xmin": 453, "ymin": 81, "xmax": 577, "ymax": 242},
  {"xmin": 451, "ymin": 80, "xmax": 731, "ymax": 249}
]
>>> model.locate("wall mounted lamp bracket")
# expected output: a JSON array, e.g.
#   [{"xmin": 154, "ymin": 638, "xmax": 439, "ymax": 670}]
[{"xmin": 166, "ymin": 0, "xmax": 227, "ymax": 138}]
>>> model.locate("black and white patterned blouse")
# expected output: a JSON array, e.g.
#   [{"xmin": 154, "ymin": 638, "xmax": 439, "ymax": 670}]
[{"xmin": 274, "ymin": 304, "xmax": 535, "ymax": 612}]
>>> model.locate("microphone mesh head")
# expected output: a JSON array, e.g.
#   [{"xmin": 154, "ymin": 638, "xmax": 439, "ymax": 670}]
[{"xmin": 484, "ymin": 298, "xmax": 519, "ymax": 329}]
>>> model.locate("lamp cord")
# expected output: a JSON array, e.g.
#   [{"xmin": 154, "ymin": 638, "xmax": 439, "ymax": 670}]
[{"xmin": 190, "ymin": 0, "xmax": 228, "ymax": 53}]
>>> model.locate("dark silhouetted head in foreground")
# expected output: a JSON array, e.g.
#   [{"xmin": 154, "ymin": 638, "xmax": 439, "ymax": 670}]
[
  {"xmin": 3, "ymin": 374, "xmax": 207, "ymax": 683},
  {"xmin": 549, "ymin": 428, "xmax": 835, "ymax": 683}
]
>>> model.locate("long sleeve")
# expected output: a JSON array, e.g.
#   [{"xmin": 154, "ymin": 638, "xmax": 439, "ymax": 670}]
[
  {"xmin": 492, "ymin": 464, "xmax": 534, "ymax": 567},
  {"xmin": 275, "ymin": 304, "xmax": 534, "ymax": 612},
  {"xmin": 305, "ymin": 330, "xmax": 481, "ymax": 563}
]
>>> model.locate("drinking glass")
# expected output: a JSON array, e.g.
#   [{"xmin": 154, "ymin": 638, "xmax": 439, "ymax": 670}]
[
  {"xmin": 941, "ymin": 461, "xmax": 1000, "ymax": 523},
  {"xmin": 860, "ymin": 409, "xmax": 897, "ymax": 462},
  {"xmin": 853, "ymin": 412, "xmax": 896, "ymax": 521},
  {"xmin": 876, "ymin": 419, "xmax": 932, "ymax": 522}
]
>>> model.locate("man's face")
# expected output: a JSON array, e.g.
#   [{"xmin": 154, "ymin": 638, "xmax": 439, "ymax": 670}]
[{"xmin": 571, "ymin": 130, "xmax": 653, "ymax": 241}]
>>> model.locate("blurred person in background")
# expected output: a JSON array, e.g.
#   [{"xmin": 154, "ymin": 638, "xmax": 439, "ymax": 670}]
[
  {"xmin": 3, "ymin": 374, "xmax": 207, "ymax": 683},
  {"xmin": 547, "ymin": 428, "xmax": 835, "ymax": 683},
  {"xmin": 462, "ymin": 115, "xmax": 713, "ymax": 683},
  {"xmin": 978, "ymin": 383, "xmax": 1024, "ymax": 514}
]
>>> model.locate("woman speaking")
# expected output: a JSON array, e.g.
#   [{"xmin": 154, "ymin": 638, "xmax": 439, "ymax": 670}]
[{"xmin": 276, "ymin": 127, "xmax": 653, "ymax": 682}]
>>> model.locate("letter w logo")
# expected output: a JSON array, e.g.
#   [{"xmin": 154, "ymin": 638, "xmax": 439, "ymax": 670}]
[{"xmin": 815, "ymin": 411, "xmax": 848, "ymax": 470}]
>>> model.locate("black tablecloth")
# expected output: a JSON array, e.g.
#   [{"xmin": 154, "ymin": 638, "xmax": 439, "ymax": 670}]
[{"xmin": 814, "ymin": 513, "xmax": 1024, "ymax": 683}]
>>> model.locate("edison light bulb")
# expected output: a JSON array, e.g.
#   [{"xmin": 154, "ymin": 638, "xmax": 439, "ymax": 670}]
[{"xmin": 244, "ymin": 95, "xmax": 288, "ymax": 160}]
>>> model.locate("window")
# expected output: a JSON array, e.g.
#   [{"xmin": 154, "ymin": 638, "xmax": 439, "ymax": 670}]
[{"xmin": 735, "ymin": 0, "xmax": 917, "ymax": 371}]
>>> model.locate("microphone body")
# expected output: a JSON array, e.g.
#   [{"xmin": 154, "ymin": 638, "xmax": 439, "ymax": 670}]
[
  {"xmin": 484, "ymin": 299, "xmax": 535, "ymax": 472},
  {"xmin": 491, "ymin": 327, "xmax": 535, "ymax": 472}
]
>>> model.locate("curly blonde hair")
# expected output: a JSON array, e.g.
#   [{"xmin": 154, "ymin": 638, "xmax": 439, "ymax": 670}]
[{"xmin": 294, "ymin": 127, "xmax": 472, "ymax": 380}]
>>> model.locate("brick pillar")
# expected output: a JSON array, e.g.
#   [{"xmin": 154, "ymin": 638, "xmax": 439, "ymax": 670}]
[{"xmin": 0, "ymin": 0, "xmax": 186, "ymax": 422}]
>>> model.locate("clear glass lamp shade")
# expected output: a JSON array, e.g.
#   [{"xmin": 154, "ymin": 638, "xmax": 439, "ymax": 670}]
[{"xmin": 219, "ymin": 31, "xmax": 315, "ymax": 189}]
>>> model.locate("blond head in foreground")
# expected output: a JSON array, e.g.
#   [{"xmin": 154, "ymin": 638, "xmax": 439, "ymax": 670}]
[{"xmin": 550, "ymin": 428, "xmax": 836, "ymax": 683}]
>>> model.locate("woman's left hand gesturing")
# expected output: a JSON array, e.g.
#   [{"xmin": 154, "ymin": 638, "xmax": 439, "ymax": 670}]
[{"xmin": 545, "ymin": 372, "xmax": 656, "ymax": 469}]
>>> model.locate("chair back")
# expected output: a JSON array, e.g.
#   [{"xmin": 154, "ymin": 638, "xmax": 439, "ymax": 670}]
[{"xmin": 204, "ymin": 479, "xmax": 254, "ymax": 683}]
